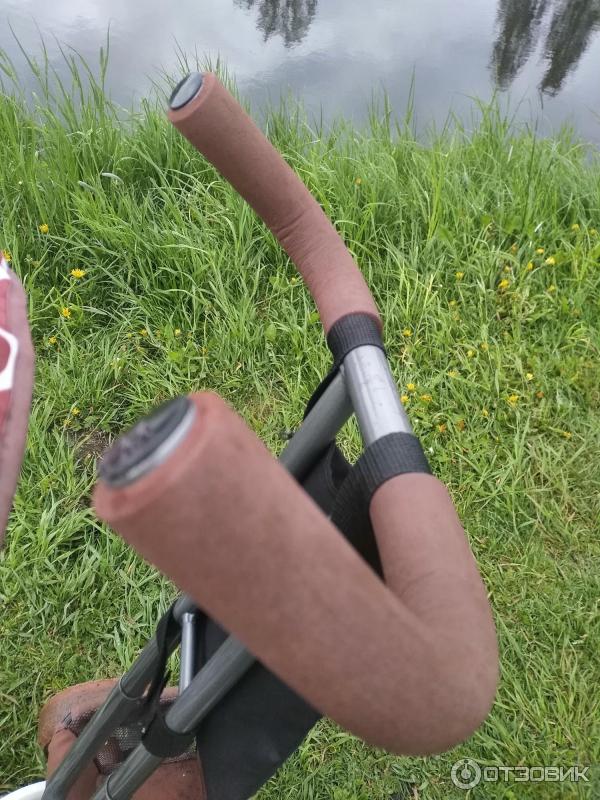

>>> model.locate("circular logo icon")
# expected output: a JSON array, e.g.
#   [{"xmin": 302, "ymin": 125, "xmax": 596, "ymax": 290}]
[{"xmin": 451, "ymin": 758, "xmax": 482, "ymax": 790}]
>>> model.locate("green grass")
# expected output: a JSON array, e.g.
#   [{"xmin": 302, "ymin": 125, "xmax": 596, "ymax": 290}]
[{"xmin": 1, "ymin": 48, "xmax": 599, "ymax": 799}]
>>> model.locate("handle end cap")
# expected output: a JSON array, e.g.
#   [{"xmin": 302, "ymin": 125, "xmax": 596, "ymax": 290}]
[{"xmin": 169, "ymin": 73, "xmax": 204, "ymax": 110}]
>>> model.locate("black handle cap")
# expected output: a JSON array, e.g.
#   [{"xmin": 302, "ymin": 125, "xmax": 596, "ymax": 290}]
[{"xmin": 99, "ymin": 396, "xmax": 194, "ymax": 486}]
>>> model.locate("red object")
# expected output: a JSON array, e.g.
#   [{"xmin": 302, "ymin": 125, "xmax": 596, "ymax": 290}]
[{"xmin": 0, "ymin": 254, "xmax": 35, "ymax": 545}]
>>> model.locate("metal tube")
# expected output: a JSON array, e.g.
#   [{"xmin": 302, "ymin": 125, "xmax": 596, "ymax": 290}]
[
  {"xmin": 97, "ymin": 637, "xmax": 254, "ymax": 800},
  {"xmin": 166, "ymin": 636, "xmax": 254, "ymax": 730},
  {"xmin": 41, "ymin": 686, "xmax": 143, "ymax": 800},
  {"xmin": 342, "ymin": 346, "xmax": 412, "ymax": 447},
  {"xmin": 102, "ymin": 750, "xmax": 164, "ymax": 799},
  {"xmin": 279, "ymin": 369, "xmax": 352, "ymax": 477},
  {"xmin": 120, "ymin": 595, "xmax": 196, "ymax": 698},
  {"xmin": 179, "ymin": 612, "xmax": 197, "ymax": 691},
  {"xmin": 42, "ymin": 596, "xmax": 196, "ymax": 800}
]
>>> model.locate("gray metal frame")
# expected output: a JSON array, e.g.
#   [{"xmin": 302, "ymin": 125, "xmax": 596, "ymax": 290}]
[{"xmin": 41, "ymin": 345, "xmax": 411, "ymax": 800}]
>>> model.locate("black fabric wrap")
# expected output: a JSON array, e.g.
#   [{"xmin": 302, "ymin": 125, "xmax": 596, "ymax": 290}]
[
  {"xmin": 330, "ymin": 432, "xmax": 431, "ymax": 543},
  {"xmin": 304, "ymin": 313, "xmax": 385, "ymax": 418},
  {"xmin": 142, "ymin": 711, "xmax": 195, "ymax": 759},
  {"xmin": 140, "ymin": 603, "xmax": 196, "ymax": 759},
  {"xmin": 326, "ymin": 312, "xmax": 384, "ymax": 364},
  {"xmin": 143, "ymin": 604, "xmax": 178, "ymax": 708}
]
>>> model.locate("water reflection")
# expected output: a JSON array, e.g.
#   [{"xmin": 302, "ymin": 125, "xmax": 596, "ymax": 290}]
[
  {"xmin": 491, "ymin": 0, "xmax": 550, "ymax": 88},
  {"xmin": 540, "ymin": 0, "xmax": 600, "ymax": 95},
  {"xmin": 2, "ymin": 0, "xmax": 600, "ymax": 144},
  {"xmin": 236, "ymin": 0, "xmax": 318, "ymax": 46},
  {"xmin": 492, "ymin": 0, "xmax": 600, "ymax": 94}
]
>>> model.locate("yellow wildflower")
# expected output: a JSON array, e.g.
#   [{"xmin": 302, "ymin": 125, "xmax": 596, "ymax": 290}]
[
  {"xmin": 3, "ymin": 250, "xmax": 11, "ymax": 262},
  {"xmin": 544, "ymin": 256, "xmax": 556, "ymax": 266},
  {"xmin": 447, "ymin": 370, "xmax": 459, "ymax": 378},
  {"xmin": 174, "ymin": 328, "xmax": 182, "ymax": 337},
  {"xmin": 571, "ymin": 223, "xmax": 580, "ymax": 231},
  {"xmin": 400, "ymin": 394, "xmax": 409, "ymax": 404},
  {"xmin": 355, "ymin": 177, "xmax": 362, "ymax": 186},
  {"xmin": 420, "ymin": 394, "xmax": 433, "ymax": 403},
  {"xmin": 503, "ymin": 264, "xmax": 512, "ymax": 273},
  {"xmin": 456, "ymin": 419, "xmax": 466, "ymax": 432},
  {"xmin": 449, "ymin": 299, "xmax": 457, "ymax": 307},
  {"xmin": 139, "ymin": 328, "xmax": 148, "ymax": 336},
  {"xmin": 437, "ymin": 423, "xmax": 447, "ymax": 433},
  {"xmin": 526, "ymin": 261, "xmax": 534, "ymax": 271},
  {"xmin": 60, "ymin": 307, "xmax": 71, "ymax": 318},
  {"xmin": 290, "ymin": 276, "xmax": 298, "ymax": 285},
  {"xmin": 402, "ymin": 328, "xmax": 413, "ymax": 337},
  {"xmin": 562, "ymin": 431, "xmax": 572, "ymax": 439},
  {"xmin": 48, "ymin": 335, "xmax": 57, "ymax": 344},
  {"xmin": 407, "ymin": 382, "xmax": 416, "ymax": 392},
  {"xmin": 507, "ymin": 394, "xmax": 519, "ymax": 407},
  {"xmin": 467, "ymin": 349, "xmax": 475, "ymax": 358},
  {"xmin": 39, "ymin": 223, "xmax": 49, "ymax": 234},
  {"xmin": 455, "ymin": 271, "xmax": 464, "ymax": 280},
  {"xmin": 482, "ymin": 408, "xmax": 489, "ymax": 417},
  {"xmin": 71, "ymin": 407, "xmax": 81, "ymax": 416},
  {"xmin": 535, "ymin": 247, "xmax": 544, "ymax": 254},
  {"xmin": 480, "ymin": 342, "xmax": 489, "ymax": 351},
  {"xmin": 70, "ymin": 268, "xmax": 86, "ymax": 279},
  {"xmin": 526, "ymin": 373, "xmax": 534, "ymax": 381},
  {"xmin": 498, "ymin": 278, "xmax": 510, "ymax": 290},
  {"xmin": 547, "ymin": 284, "xmax": 556, "ymax": 293}
]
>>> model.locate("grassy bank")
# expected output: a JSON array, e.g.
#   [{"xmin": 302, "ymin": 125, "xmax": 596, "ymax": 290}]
[{"xmin": 1, "ymin": 57, "xmax": 599, "ymax": 799}]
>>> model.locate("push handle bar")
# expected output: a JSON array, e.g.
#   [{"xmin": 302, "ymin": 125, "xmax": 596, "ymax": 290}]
[
  {"xmin": 168, "ymin": 73, "xmax": 381, "ymax": 336},
  {"xmin": 92, "ymin": 77, "xmax": 499, "ymax": 759},
  {"xmin": 94, "ymin": 394, "xmax": 498, "ymax": 755}
]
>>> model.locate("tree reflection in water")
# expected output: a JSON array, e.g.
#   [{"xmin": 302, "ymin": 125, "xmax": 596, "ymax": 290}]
[
  {"xmin": 540, "ymin": 0, "xmax": 600, "ymax": 95},
  {"xmin": 491, "ymin": 0, "xmax": 551, "ymax": 89},
  {"xmin": 491, "ymin": 0, "xmax": 600, "ymax": 94},
  {"xmin": 236, "ymin": 0, "xmax": 318, "ymax": 47},
  {"xmin": 237, "ymin": 0, "xmax": 600, "ymax": 96}
]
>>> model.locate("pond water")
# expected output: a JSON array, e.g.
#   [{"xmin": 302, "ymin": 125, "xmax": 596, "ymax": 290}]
[{"xmin": 2, "ymin": 0, "xmax": 600, "ymax": 144}]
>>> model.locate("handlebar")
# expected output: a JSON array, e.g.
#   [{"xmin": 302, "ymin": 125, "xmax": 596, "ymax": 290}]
[
  {"xmin": 168, "ymin": 73, "xmax": 381, "ymax": 336},
  {"xmin": 92, "ymin": 77, "xmax": 499, "ymax": 756},
  {"xmin": 93, "ymin": 393, "xmax": 498, "ymax": 755}
]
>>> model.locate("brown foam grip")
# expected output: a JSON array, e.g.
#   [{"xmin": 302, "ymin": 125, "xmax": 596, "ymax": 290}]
[
  {"xmin": 0, "ymin": 270, "xmax": 35, "ymax": 547},
  {"xmin": 93, "ymin": 393, "xmax": 498, "ymax": 755},
  {"xmin": 168, "ymin": 73, "xmax": 381, "ymax": 335}
]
